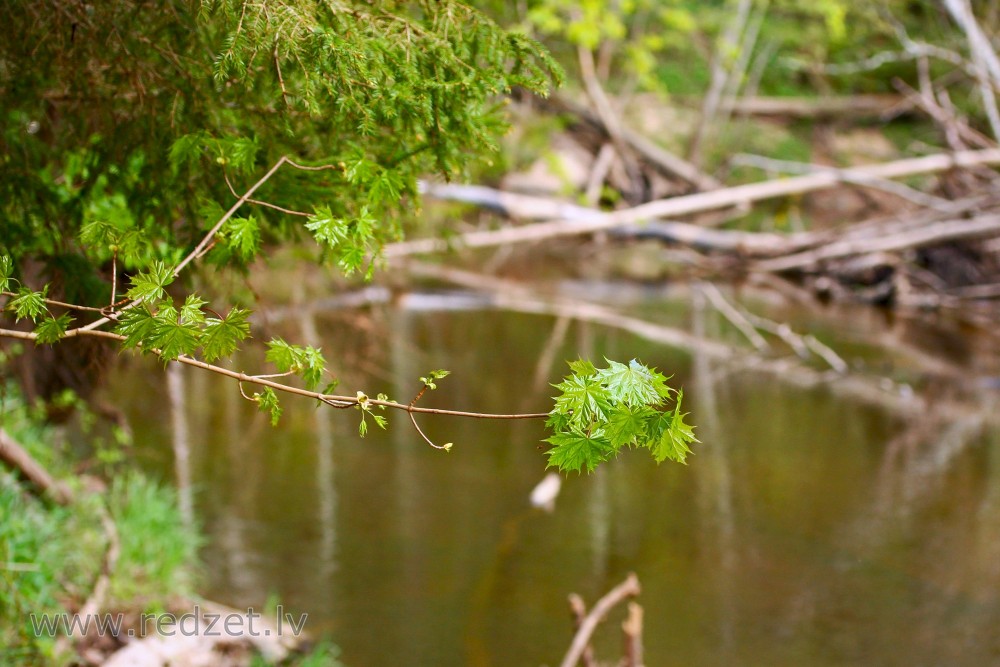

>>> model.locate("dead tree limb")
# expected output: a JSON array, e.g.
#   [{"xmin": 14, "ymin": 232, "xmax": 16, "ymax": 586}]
[
  {"xmin": 754, "ymin": 212, "xmax": 1000, "ymax": 272},
  {"xmin": 729, "ymin": 94, "xmax": 908, "ymax": 119},
  {"xmin": 942, "ymin": 0, "xmax": 1000, "ymax": 141},
  {"xmin": 699, "ymin": 283, "xmax": 769, "ymax": 351},
  {"xmin": 0, "ymin": 428, "xmax": 73, "ymax": 505},
  {"xmin": 561, "ymin": 573, "xmax": 641, "ymax": 667},
  {"xmin": 730, "ymin": 153, "xmax": 960, "ymax": 211},
  {"xmin": 396, "ymin": 149, "xmax": 1000, "ymax": 258}
]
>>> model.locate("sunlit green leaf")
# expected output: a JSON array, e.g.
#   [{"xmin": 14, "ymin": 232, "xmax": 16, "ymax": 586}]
[
  {"xmin": 149, "ymin": 304, "xmax": 202, "ymax": 362},
  {"xmin": 551, "ymin": 373, "xmax": 611, "ymax": 429},
  {"xmin": 306, "ymin": 207, "xmax": 349, "ymax": 247},
  {"xmin": 596, "ymin": 358, "xmax": 670, "ymax": 406},
  {"xmin": 300, "ymin": 345, "xmax": 326, "ymax": 390},
  {"xmin": 605, "ymin": 404, "xmax": 657, "ymax": 450},
  {"xmin": 265, "ymin": 338, "xmax": 303, "ymax": 373},
  {"xmin": 115, "ymin": 306, "xmax": 157, "ymax": 349},
  {"xmin": 200, "ymin": 307, "xmax": 251, "ymax": 362},
  {"xmin": 126, "ymin": 262, "xmax": 174, "ymax": 303},
  {"xmin": 0, "ymin": 256, "xmax": 12, "ymax": 292},
  {"xmin": 254, "ymin": 387, "xmax": 282, "ymax": 426},
  {"xmin": 179, "ymin": 294, "xmax": 207, "ymax": 325},
  {"xmin": 34, "ymin": 312, "xmax": 73, "ymax": 344},
  {"xmin": 545, "ymin": 428, "xmax": 612, "ymax": 474},
  {"xmin": 222, "ymin": 216, "xmax": 260, "ymax": 262},
  {"xmin": 652, "ymin": 391, "xmax": 699, "ymax": 464},
  {"xmin": 8, "ymin": 286, "xmax": 48, "ymax": 322}
]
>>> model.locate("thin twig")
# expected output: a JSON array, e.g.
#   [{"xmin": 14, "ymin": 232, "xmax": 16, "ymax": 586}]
[
  {"xmin": 110, "ymin": 251, "xmax": 117, "ymax": 311},
  {"xmin": 0, "ymin": 292, "xmax": 106, "ymax": 314},
  {"xmin": 224, "ymin": 170, "xmax": 311, "ymax": 217},
  {"xmin": 407, "ymin": 382, "xmax": 450, "ymax": 449},
  {"xmin": 408, "ymin": 409, "xmax": 449, "ymax": 450},
  {"xmin": 274, "ymin": 43, "xmax": 291, "ymax": 110},
  {"xmin": 0, "ymin": 327, "xmax": 550, "ymax": 422}
]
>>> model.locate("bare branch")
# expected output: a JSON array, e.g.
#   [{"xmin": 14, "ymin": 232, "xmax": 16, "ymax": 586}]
[
  {"xmin": 394, "ymin": 149, "xmax": 1000, "ymax": 257},
  {"xmin": 567, "ymin": 594, "xmax": 597, "ymax": 667},
  {"xmin": 0, "ymin": 428, "xmax": 74, "ymax": 505},
  {"xmin": 730, "ymin": 153, "xmax": 960, "ymax": 212},
  {"xmin": 560, "ymin": 573, "xmax": 641, "ymax": 667}
]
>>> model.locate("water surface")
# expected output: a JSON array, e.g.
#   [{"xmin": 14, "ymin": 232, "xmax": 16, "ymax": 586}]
[{"xmin": 108, "ymin": 280, "xmax": 1000, "ymax": 666}]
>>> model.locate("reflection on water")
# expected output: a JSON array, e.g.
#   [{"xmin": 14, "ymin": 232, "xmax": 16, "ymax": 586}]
[{"xmin": 108, "ymin": 282, "xmax": 1000, "ymax": 666}]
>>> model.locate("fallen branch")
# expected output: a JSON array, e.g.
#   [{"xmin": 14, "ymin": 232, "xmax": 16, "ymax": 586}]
[
  {"xmin": 396, "ymin": 149, "xmax": 1000, "ymax": 258},
  {"xmin": 729, "ymin": 94, "xmax": 908, "ymax": 119},
  {"xmin": 0, "ymin": 428, "xmax": 73, "ymax": 505},
  {"xmin": 561, "ymin": 573, "xmax": 641, "ymax": 667},
  {"xmin": 730, "ymin": 153, "xmax": 959, "ymax": 212},
  {"xmin": 754, "ymin": 211, "xmax": 1000, "ymax": 272}
]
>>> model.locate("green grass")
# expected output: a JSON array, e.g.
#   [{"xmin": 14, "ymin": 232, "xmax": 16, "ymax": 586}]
[
  {"xmin": 107, "ymin": 472, "xmax": 201, "ymax": 609},
  {"xmin": 0, "ymin": 382, "xmax": 201, "ymax": 665}
]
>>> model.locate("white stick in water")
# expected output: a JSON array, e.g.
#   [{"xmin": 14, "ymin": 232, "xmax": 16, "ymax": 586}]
[{"xmin": 530, "ymin": 472, "xmax": 563, "ymax": 512}]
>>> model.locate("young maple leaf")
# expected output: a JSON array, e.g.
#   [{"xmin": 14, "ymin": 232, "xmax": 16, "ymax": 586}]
[{"xmin": 545, "ymin": 428, "xmax": 613, "ymax": 473}]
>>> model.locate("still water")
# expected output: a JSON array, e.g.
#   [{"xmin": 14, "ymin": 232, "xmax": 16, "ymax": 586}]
[{"xmin": 107, "ymin": 280, "xmax": 1000, "ymax": 666}]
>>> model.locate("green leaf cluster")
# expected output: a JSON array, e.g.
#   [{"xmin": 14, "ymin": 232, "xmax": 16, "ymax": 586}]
[
  {"xmin": 545, "ymin": 358, "xmax": 698, "ymax": 473},
  {"xmin": 115, "ymin": 278, "xmax": 250, "ymax": 363},
  {"xmin": 419, "ymin": 369, "xmax": 450, "ymax": 390},
  {"xmin": 355, "ymin": 391, "xmax": 389, "ymax": 437},
  {"xmin": 265, "ymin": 339, "xmax": 327, "ymax": 390}
]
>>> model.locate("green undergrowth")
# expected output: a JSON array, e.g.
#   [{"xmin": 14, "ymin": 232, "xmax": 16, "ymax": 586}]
[{"xmin": 0, "ymin": 386, "xmax": 339, "ymax": 666}]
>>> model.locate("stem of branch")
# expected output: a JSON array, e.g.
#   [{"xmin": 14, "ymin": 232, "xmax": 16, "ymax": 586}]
[
  {"xmin": 0, "ymin": 327, "xmax": 550, "ymax": 422},
  {"xmin": 560, "ymin": 573, "xmax": 641, "ymax": 667}
]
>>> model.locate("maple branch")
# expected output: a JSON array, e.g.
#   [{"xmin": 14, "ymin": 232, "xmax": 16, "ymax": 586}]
[
  {"xmin": 69, "ymin": 155, "xmax": 333, "ymax": 336},
  {"xmin": 0, "ymin": 327, "xmax": 550, "ymax": 423}
]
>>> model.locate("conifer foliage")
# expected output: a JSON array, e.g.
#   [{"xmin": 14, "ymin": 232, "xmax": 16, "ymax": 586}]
[{"xmin": 0, "ymin": 1, "xmax": 695, "ymax": 472}]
